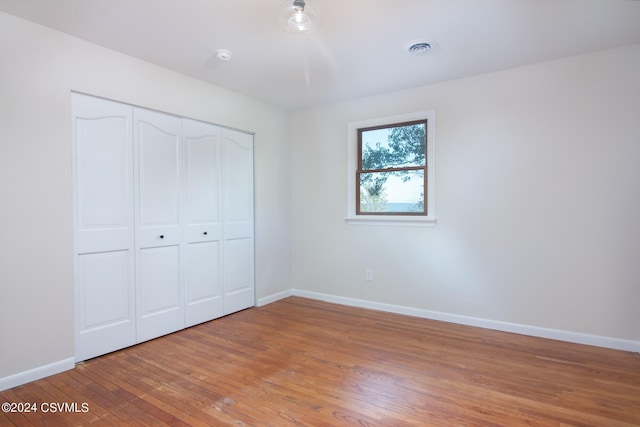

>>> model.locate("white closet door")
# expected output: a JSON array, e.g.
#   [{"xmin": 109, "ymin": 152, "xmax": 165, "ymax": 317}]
[
  {"xmin": 134, "ymin": 108, "xmax": 184, "ymax": 342},
  {"xmin": 72, "ymin": 93, "xmax": 136, "ymax": 361},
  {"xmin": 183, "ymin": 119, "xmax": 224, "ymax": 327},
  {"xmin": 222, "ymin": 128, "xmax": 255, "ymax": 314}
]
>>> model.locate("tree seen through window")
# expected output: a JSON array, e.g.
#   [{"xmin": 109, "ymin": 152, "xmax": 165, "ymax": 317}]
[{"xmin": 357, "ymin": 120, "xmax": 427, "ymax": 215}]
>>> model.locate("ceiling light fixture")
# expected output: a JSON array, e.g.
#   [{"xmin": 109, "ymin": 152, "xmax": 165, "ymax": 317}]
[{"xmin": 278, "ymin": 0, "xmax": 318, "ymax": 34}]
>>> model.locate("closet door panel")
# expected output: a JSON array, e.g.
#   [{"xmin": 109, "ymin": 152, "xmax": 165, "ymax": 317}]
[
  {"xmin": 74, "ymin": 96, "xmax": 133, "ymax": 254},
  {"xmin": 75, "ymin": 111, "xmax": 131, "ymax": 253},
  {"xmin": 72, "ymin": 93, "xmax": 136, "ymax": 362},
  {"xmin": 184, "ymin": 119, "xmax": 223, "ymax": 326},
  {"xmin": 78, "ymin": 251, "xmax": 131, "ymax": 329},
  {"xmin": 222, "ymin": 129, "xmax": 254, "ymax": 315},
  {"xmin": 223, "ymin": 240, "xmax": 254, "ymax": 315},
  {"xmin": 135, "ymin": 109, "xmax": 182, "ymax": 246},
  {"xmin": 136, "ymin": 245, "xmax": 183, "ymax": 342},
  {"xmin": 76, "ymin": 250, "xmax": 134, "ymax": 360},
  {"xmin": 224, "ymin": 137, "xmax": 253, "ymax": 230},
  {"xmin": 134, "ymin": 108, "xmax": 184, "ymax": 342},
  {"xmin": 185, "ymin": 241, "xmax": 223, "ymax": 326},
  {"xmin": 184, "ymin": 121, "xmax": 221, "ymax": 228}
]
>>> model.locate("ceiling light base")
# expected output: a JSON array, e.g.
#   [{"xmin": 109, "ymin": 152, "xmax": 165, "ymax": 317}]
[{"xmin": 215, "ymin": 49, "xmax": 232, "ymax": 61}]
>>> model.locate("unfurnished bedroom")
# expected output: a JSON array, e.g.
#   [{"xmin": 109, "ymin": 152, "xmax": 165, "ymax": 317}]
[{"xmin": 0, "ymin": 0, "xmax": 639, "ymax": 425}]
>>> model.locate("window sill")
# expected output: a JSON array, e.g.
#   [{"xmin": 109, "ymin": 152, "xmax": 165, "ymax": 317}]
[{"xmin": 344, "ymin": 216, "xmax": 437, "ymax": 227}]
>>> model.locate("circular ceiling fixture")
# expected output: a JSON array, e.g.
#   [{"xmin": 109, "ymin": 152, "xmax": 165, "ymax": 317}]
[
  {"xmin": 405, "ymin": 40, "xmax": 432, "ymax": 54},
  {"xmin": 215, "ymin": 49, "xmax": 232, "ymax": 61},
  {"xmin": 278, "ymin": 0, "xmax": 319, "ymax": 34}
]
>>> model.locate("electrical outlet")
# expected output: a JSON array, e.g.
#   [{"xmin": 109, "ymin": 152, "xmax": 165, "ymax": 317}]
[{"xmin": 365, "ymin": 269, "xmax": 373, "ymax": 281}]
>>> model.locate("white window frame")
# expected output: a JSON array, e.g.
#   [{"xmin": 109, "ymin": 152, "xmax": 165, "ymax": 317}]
[{"xmin": 345, "ymin": 110, "xmax": 436, "ymax": 227}]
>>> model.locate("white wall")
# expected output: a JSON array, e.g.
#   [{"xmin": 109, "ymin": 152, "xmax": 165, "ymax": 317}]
[
  {"xmin": 290, "ymin": 44, "xmax": 640, "ymax": 344},
  {"xmin": 1, "ymin": 8, "xmax": 638, "ymax": 389},
  {"xmin": 0, "ymin": 12, "xmax": 291, "ymax": 381}
]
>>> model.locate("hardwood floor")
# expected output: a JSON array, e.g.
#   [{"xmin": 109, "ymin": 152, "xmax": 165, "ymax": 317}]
[{"xmin": 1, "ymin": 296, "xmax": 639, "ymax": 426}]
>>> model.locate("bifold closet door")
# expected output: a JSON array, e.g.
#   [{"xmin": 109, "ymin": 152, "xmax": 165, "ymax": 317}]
[
  {"xmin": 133, "ymin": 108, "xmax": 184, "ymax": 343},
  {"xmin": 183, "ymin": 119, "xmax": 224, "ymax": 327},
  {"xmin": 74, "ymin": 94, "xmax": 255, "ymax": 360},
  {"xmin": 72, "ymin": 94, "xmax": 136, "ymax": 361},
  {"xmin": 222, "ymin": 128, "xmax": 255, "ymax": 315}
]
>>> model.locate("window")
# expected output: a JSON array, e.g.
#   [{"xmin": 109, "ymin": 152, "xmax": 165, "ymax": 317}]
[
  {"xmin": 346, "ymin": 111, "xmax": 435, "ymax": 226},
  {"xmin": 358, "ymin": 120, "xmax": 427, "ymax": 215}
]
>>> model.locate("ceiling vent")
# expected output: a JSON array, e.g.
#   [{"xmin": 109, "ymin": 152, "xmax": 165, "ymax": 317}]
[{"xmin": 405, "ymin": 41, "xmax": 432, "ymax": 54}]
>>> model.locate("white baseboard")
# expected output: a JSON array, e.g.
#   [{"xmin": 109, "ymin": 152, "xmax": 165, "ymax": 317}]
[
  {"xmin": 256, "ymin": 288, "xmax": 294, "ymax": 307},
  {"xmin": 3, "ymin": 290, "xmax": 637, "ymax": 393},
  {"xmin": 287, "ymin": 289, "xmax": 640, "ymax": 353},
  {"xmin": 0, "ymin": 357, "xmax": 75, "ymax": 392}
]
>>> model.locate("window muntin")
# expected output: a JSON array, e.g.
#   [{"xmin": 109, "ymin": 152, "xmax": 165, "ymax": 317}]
[{"xmin": 356, "ymin": 120, "xmax": 427, "ymax": 215}]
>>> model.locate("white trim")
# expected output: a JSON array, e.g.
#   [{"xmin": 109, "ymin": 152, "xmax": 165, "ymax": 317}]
[
  {"xmin": 344, "ymin": 216, "xmax": 437, "ymax": 227},
  {"xmin": 290, "ymin": 290, "xmax": 640, "ymax": 352},
  {"xmin": 3, "ymin": 292, "xmax": 637, "ymax": 392},
  {"xmin": 0, "ymin": 358, "xmax": 75, "ymax": 392},
  {"xmin": 256, "ymin": 289, "xmax": 294, "ymax": 307},
  {"xmin": 346, "ymin": 110, "xmax": 436, "ymax": 226}
]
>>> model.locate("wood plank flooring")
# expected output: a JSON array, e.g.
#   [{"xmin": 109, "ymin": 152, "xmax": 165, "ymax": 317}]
[{"xmin": 1, "ymin": 296, "xmax": 639, "ymax": 426}]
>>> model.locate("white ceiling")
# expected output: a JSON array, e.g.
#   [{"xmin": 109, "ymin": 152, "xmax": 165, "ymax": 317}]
[{"xmin": 1, "ymin": 0, "xmax": 640, "ymax": 111}]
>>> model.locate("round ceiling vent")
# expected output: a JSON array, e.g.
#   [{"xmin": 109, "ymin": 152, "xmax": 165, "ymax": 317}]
[{"xmin": 405, "ymin": 40, "xmax": 432, "ymax": 54}]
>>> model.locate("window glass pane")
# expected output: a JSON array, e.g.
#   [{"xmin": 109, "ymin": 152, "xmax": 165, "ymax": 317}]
[
  {"xmin": 361, "ymin": 123, "xmax": 426, "ymax": 170},
  {"xmin": 359, "ymin": 170, "xmax": 424, "ymax": 213}
]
